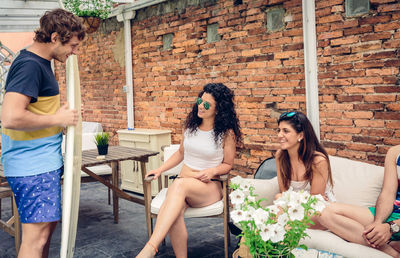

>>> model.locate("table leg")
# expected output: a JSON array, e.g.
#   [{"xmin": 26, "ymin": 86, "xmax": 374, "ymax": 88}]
[
  {"xmin": 111, "ymin": 161, "xmax": 119, "ymax": 224},
  {"xmin": 140, "ymin": 161, "xmax": 152, "ymax": 239}
]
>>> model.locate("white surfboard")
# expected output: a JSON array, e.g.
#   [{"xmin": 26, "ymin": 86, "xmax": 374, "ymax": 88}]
[{"xmin": 60, "ymin": 55, "xmax": 82, "ymax": 258}]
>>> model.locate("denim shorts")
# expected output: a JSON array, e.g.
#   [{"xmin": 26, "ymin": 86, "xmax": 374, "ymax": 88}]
[{"xmin": 6, "ymin": 167, "xmax": 63, "ymax": 223}]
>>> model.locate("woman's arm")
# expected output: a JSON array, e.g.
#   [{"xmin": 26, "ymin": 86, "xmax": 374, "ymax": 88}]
[
  {"xmin": 145, "ymin": 139, "xmax": 185, "ymax": 180},
  {"xmin": 309, "ymin": 154, "xmax": 329, "ymax": 197},
  {"xmin": 194, "ymin": 129, "xmax": 236, "ymax": 183}
]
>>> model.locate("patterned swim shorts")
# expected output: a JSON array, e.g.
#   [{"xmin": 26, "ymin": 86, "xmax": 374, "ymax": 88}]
[{"xmin": 6, "ymin": 167, "xmax": 63, "ymax": 223}]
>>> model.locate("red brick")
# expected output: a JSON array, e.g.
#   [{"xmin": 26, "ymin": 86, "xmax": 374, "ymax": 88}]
[
  {"xmin": 352, "ymin": 43, "xmax": 382, "ymax": 53},
  {"xmin": 375, "ymin": 86, "xmax": 400, "ymax": 93},
  {"xmin": 344, "ymin": 111, "xmax": 373, "ymax": 119},
  {"xmin": 353, "ymin": 77, "xmax": 383, "ymax": 85},
  {"xmin": 347, "ymin": 143, "xmax": 377, "ymax": 152},
  {"xmin": 387, "ymin": 104, "xmax": 400, "ymax": 111},
  {"xmin": 377, "ymin": 3, "xmax": 400, "ymax": 12},
  {"xmin": 334, "ymin": 127, "xmax": 362, "ymax": 134},
  {"xmin": 331, "ymin": 36, "xmax": 359, "ymax": 46},
  {"xmin": 344, "ymin": 26, "xmax": 373, "ymax": 36},
  {"xmin": 337, "ymin": 95, "xmax": 363, "ymax": 102},
  {"xmin": 361, "ymin": 32, "xmax": 392, "ymax": 42},
  {"xmin": 354, "ymin": 119, "xmax": 385, "ymax": 127},
  {"xmin": 383, "ymin": 40, "xmax": 400, "ymax": 48},
  {"xmin": 386, "ymin": 121, "xmax": 400, "ymax": 129}
]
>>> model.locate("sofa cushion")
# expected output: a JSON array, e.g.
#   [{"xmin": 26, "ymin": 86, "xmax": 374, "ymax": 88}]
[
  {"xmin": 301, "ymin": 229, "xmax": 391, "ymax": 257},
  {"xmin": 243, "ymin": 177, "xmax": 280, "ymax": 207},
  {"xmin": 330, "ymin": 156, "xmax": 384, "ymax": 207}
]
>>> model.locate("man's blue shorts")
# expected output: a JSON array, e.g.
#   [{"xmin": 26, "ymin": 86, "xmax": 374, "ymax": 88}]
[
  {"xmin": 6, "ymin": 167, "xmax": 63, "ymax": 223},
  {"xmin": 369, "ymin": 207, "xmax": 400, "ymax": 241}
]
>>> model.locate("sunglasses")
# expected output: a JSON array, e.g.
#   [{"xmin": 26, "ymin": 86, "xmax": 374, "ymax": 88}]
[
  {"xmin": 196, "ymin": 97, "xmax": 210, "ymax": 110},
  {"xmin": 279, "ymin": 111, "xmax": 297, "ymax": 119}
]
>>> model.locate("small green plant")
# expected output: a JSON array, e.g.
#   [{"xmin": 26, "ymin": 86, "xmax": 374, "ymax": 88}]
[
  {"xmin": 94, "ymin": 132, "xmax": 109, "ymax": 146},
  {"xmin": 64, "ymin": 0, "xmax": 113, "ymax": 19}
]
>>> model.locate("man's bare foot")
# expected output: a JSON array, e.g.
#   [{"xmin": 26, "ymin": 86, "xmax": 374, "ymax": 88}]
[{"xmin": 136, "ymin": 242, "xmax": 157, "ymax": 258}]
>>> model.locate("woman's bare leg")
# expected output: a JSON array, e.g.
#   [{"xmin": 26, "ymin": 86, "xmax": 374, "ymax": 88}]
[
  {"xmin": 168, "ymin": 209, "xmax": 188, "ymax": 258},
  {"xmin": 319, "ymin": 203, "xmax": 374, "ymax": 244},
  {"xmin": 136, "ymin": 178, "xmax": 222, "ymax": 258},
  {"xmin": 319, "ymin": 203, "xmax": 400, "ymax": 257}
]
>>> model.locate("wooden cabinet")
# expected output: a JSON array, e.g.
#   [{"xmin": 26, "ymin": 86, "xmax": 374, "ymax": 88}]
[{"xmin": 117, "ymin": 129, "xmax": 171, "ymax": 195}]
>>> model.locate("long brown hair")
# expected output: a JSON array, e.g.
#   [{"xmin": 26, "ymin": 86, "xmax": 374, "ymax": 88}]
[{"xmin": 277, "ymin": 111, "xmax": 333, "ymax": 190}]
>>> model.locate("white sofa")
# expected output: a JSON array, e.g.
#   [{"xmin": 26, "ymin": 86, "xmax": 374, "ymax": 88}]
[{"xmin": 249, "ymin": 155, "xmax": 391, "ymax": 258}]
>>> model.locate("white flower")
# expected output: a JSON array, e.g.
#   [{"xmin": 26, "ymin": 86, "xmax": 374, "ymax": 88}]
[
  {"xmin": 253, "ymin": 208, "xmax": 269, "ymax": 228},
  {"xmin": 297, "ymin": 190, "xmax": 310, "ymax": 204},
  {"xmin": 247, "ymin": 195, "xmax": 256, "ymax": 202},
  {"xmin": 241, "ymin": 180, "xmax": 253, "ymax": 195},
  {"xmin": 311, "ymin": 195, "xmax": 327, "ymax": 213},
  {"xmin": 277, "ymin": 212, "xmax": 289, "ymax": 226},
  {"xmin": 266, "ymin": 205, "xmax": 280, "ymax": 216},
  {"xmin": 230, "ymin": 176, "xmax": 244, "ymax": 186},
  {"xmin": 259, "ymin": 223, "xmax": 274, "ymax": 242},
  {"xmin": 231, "ymin": 209, "xmax": 247, "ymax": 223},
  {"xmin": 244, "ymin": 206, "xmax": 256, "ymax": 221},
  {"xmin": 230, "ymin": 189, "xmax": 245, "ymax": 205},
  {"xmin": 270, "ymin": 223, "xmax": 286, "ymax": 243},
  {"xmin": 288, "ymin": 204, "xmax": 305, "ymax": 221}
]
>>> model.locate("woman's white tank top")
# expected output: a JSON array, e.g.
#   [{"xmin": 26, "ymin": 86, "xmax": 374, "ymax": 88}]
[{"xmin": 183, "ymin": 129, "xmax": 224, "ymax": 170}]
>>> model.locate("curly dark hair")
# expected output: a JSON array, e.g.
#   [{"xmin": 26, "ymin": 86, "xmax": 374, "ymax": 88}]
[
  {"xmin": 277, "ymin": 111, "xmax": 333, "ymax": 190},
  {"xmin": 184, "ymin": 83, "xmax": 242, "ymax": 145},
  {"xmin": 34, "ymin": 9, "xmax": 85, "ymax": 44}
]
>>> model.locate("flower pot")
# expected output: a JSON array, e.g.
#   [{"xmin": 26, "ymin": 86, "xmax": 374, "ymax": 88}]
[
  {"xmin": 97, "ymin": 144, "xmax": 108, "ymax": 155},
  {"xmin": 232, "ymin": 237, "xmax": 294, "ymax": 258},
  {"xmin": 81, "ymin": 16, "xmax": 101, "ymax": 33}
]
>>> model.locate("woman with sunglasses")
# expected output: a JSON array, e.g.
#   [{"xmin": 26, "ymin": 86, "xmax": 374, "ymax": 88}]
[
  {"xmin": 276, "ymin": 111, "xmax": 335, "ymax": 210},
  {"xmin": 136, "ymin": 83, "xmax": 242, "ymax": 258}
]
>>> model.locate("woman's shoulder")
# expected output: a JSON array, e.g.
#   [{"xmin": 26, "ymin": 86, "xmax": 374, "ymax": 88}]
[{"xmin": 312, "ymin": 151, "xmax": 328, "ymax": 165}]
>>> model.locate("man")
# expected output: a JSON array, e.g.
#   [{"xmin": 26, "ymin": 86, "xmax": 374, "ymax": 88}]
[
  {"xmin": 320, "ymin": 145, "xmax": 400, "ymax": 257},
  {"xmin": 1, "ymin": 9, "xmax": 85, "ymax": 258}
]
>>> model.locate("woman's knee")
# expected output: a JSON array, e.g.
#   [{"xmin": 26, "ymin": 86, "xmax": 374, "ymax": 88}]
[{"xmin": 168, "ymin": 178, "xmax": 191, "ymax": 196}]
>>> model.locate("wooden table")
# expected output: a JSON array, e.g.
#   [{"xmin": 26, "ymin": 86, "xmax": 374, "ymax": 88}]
[{"xmin": 80, "ymin": 145, "xmax": 159, "ymax": 223}]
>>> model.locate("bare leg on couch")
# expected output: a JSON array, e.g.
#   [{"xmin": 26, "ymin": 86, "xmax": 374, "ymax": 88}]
[{"xmin": 319, "ymin": 203, "xmax": 400, "ymax": 257}]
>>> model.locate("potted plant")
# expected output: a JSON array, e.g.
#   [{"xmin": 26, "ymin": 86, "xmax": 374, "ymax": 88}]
[
  {"xmin": 94, "ymin": 132, "xmax": 110, "ymax": 155},
  {"xmin": 63, "ymin": 0, "xmax": 113, "ymax": 33},
  {"xmin": 230, "ymin": 176, "xmax": 327, "ymax": 257}
]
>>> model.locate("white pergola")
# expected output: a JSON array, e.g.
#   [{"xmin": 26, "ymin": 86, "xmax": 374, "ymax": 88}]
[{"xmin": 0, "ymin": 0, "xmax": 60, "ymax": 32}]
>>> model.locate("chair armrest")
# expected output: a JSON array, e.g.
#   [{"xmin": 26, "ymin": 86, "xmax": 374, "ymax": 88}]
[{"xmin": 144, "ymin": 175, "xmax": 154, "ymax": 183}]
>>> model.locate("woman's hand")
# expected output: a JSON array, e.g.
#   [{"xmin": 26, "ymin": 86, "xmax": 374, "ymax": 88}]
[
  {"xmin": 145, "ymin": 168, "xmax": 163, "ymax": 180},
  {"xmin": 194, "ymin": 168, "xmax": 216, "ymax": 183}
]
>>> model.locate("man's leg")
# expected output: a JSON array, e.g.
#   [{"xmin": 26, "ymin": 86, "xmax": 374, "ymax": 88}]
[{"xmin": 18, "ymin": 221, "xmax": 58, "ymax": 258}]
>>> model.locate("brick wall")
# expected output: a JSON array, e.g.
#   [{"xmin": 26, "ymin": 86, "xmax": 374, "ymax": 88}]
[{"xmin": 55, "ymin": 0, "xmax": 400, "ymax": 176}]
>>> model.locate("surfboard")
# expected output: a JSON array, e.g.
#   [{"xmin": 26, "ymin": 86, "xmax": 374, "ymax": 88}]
[{"xmin": 60, "ymin": 55, "xmax": 82, "ymax": 258}]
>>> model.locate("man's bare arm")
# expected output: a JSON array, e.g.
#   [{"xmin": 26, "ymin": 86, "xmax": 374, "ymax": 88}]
[{"xmin": 1, "ymin": 92, "xmax": 78, "ymax": 131}]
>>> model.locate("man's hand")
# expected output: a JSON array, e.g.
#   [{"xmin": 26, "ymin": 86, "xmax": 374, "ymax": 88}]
[
  {"xmin": 55, "ymin": 103, "xmax": 78, "ymax": 127},
  {"xmin": 363, "ymin": 222, "xmax": 392, "ymax": 248}
]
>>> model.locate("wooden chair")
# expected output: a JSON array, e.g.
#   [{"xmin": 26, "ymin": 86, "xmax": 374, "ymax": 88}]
[
  {"xmin": 0, "ymin": 185, "xmax": 21, "ymax": 254},
  {"xmin": 143, "ymin": 145, "xmax": 230, "ymax": 258}
]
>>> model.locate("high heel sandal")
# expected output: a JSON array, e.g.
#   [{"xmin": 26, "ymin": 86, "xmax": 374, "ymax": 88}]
[{"xmin": 147, "ymin": 241, "xmax": 158, "ymax": 254}]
